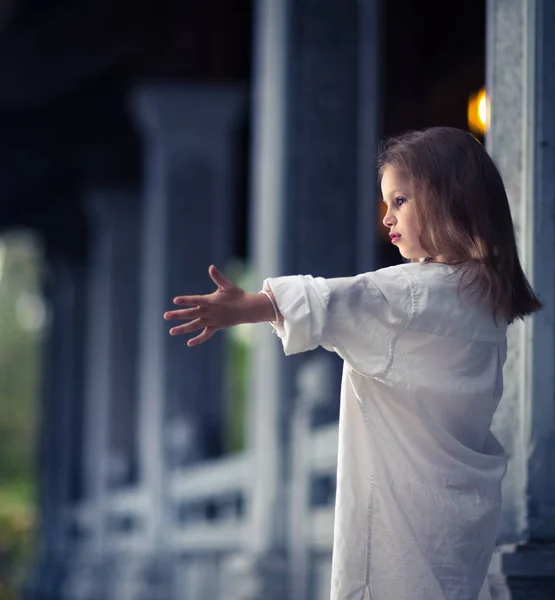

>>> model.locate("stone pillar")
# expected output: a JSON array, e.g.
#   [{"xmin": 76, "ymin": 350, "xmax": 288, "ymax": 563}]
[
  {"xmin": 486, "ymin": 0, "xmax": 555, "ymax": 597},
  {"xmin": 63, "ymin": 188, "xmax": 141, "ymax": 600},
  {"xmin": 24, "ymin": 246, "xmax": 83, "ymax": 600},
  {"xmin": 285, "ymin": 0, "xmax": 381, "ymax": 278},
  {"xmin": 229, "ymin": 1, "xmax": 381, "ymax": 598},
  {"xmin": 67, "ymin": 255, "xmax": 88, "ymax": 511},
  {"xmin": 222, "ymin": 5, "xmax": 292, "ymax": 595},
  {"xmin": 76, "ymin": 190, "xmax": 129, "ymax": 597},
  {"xmin": 103, "ymin": 192, "xmax": 141, "ymax": 490},
  {"xmin": 81, "ymin": 188, "xmax": 142, "ymax": 490},
  {"xmin": 130, "ymin": 85, "xmax": 244, "ymax": 594}
]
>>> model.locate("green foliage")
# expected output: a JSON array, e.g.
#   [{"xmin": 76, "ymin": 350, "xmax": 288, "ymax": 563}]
[
  {"xmin": 0, "ymin": 490, "xmax": 34, "ymax": 597},
  {"xmin": 224, "ymin": 332, "xmax": 250, "ymax": 453},
  {"xmin": 0, "ymin": 230, "xmax": 42, "ymax": 596},
  {"xmin": 223, "ymin": 258, "xmax": 253, "ymax": 454}
]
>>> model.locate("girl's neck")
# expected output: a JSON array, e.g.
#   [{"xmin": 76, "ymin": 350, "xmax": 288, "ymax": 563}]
[{"xmin": 417, "ymin": 255, "xmax": 447, "ymax": 263}]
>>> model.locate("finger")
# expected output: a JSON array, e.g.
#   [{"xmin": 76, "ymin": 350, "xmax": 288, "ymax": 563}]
[
  {"xmin": 169, "ymin": 318, "xmax": 205, "ymax": 336},
  {"xmin": 187, "ymin": 326, "xmax": 215, "ymax": 347},
  {"xmin": 208, "ymin": 264, "xmax": 234, "ymax": 290},
  {"xmin": 173, "ymin": 295, "xmax": 208, "ymax": 306},
  {"xmin": 164, "ymin": 307, "xmax": 203, "ymax": 321}
]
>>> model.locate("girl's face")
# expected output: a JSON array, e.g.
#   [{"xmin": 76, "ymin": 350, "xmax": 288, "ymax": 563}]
[{"xmin": 381, "ymin": 166, "xmax": 431, "ymax": 260}]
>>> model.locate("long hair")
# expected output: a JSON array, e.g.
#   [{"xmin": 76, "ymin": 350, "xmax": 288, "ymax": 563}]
[{"xmin": 377, "ymin": 127, "xmax": 542, "ymax": 324}]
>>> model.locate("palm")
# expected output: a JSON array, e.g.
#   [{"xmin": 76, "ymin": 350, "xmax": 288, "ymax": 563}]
[{"xmin": 163, "ymin": 265, "xmax": 246, "ymax": 346}]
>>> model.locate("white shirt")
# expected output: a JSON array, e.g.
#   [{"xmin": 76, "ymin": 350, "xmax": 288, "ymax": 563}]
[{"xmin": 263, "ymin": 262, "xmax": 508, "ymax": 600}]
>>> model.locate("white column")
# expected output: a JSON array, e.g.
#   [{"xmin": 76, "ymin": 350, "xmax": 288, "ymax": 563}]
[
  {"xmin": 487, "ymin": 0, "xmax": 555, "ymax": 596},
  {"xmin": 103, "ymin": 193, "xmax": 141, "ymax": 490},
  {"xmin": 242, "ymin": 1, "xmax": 381, "ymax": 599},
  {"xmin": 357, "ymin": 0, "xmax": 381, "ymax": 274},
  {"xmin": 218, "ymin": 6, "xmax": 291, "ymax": 598},
  {"xmin": 74, "ymin": 189, "xmax": 142, "ymax": 600},
  {"xmin": 81, "ymin": 191, "xmax": 122, "ymax": 559},
  {"xmin": 247, "ymin": 0, "xmax": 290, "ymax": 558},
  {"xmin": 129, "ymin": 86, "xmax": 244, "ymax": 584},
  {"xmin": 27, "ymin": 246, "xmax": 82, "ymax": 598},
  {"xmin": 49, "ymin": 253, "xmax": 81, "ymax": 553}
]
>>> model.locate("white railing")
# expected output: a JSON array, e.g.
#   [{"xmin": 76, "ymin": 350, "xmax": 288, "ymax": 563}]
[
  {"xmin": 310, "ymin": 424, "xmax": 338, "ymax": 476},
  {"xmin": 63, "ymin": 500, "xmax": 96, "ymax": 552},
  {"xmin": 168, "ymin": 452, "xmax": 252, "ymax": 554},
  {"xmin": 308, "ymin": 424, "xmax": 337, "ymax": 550},
  {"xmin": 60, "ymin": 358, "xmax": 342, "ymax": 600},
  {"xmin": 290, "ymin": 355, "xmax": 340, "ymax": 600},
  {"xmin": 105, "ymin": 487, "xmax": 149, "ymax": 553},
  {"xmin": 169, "ymin": 452, "xmax": 251, "ymax": 501}
]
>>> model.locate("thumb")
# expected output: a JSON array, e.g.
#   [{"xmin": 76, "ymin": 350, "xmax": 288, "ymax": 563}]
[{"xmin": 208, "ymin": 264, "xmax": 235, "ymax": 290}]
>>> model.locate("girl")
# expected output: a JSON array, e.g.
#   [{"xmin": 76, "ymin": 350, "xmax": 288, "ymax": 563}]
[{"xmin": 163, "ymin": 127, "xmax": 542, "ymax": 600}]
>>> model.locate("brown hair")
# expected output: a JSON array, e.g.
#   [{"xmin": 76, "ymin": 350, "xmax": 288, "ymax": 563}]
[{"xmin": 377, "ymin": 127, "xmax": 542, "ymax": 324}]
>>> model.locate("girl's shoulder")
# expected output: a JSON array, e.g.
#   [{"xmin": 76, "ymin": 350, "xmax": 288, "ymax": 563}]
[
  {"xmin": 363, "ymin": 261, "xmax": 457, "ymax": 294},
  {"xmin": 366, "ymin": 262, "xmax": 506, "ymax": 343},
  {"xmin": 369, "ymin": 261, "xmax": 461, "ymax": 289}
]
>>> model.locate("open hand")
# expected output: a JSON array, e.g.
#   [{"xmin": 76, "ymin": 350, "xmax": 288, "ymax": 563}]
[{"xmin": 164, "ymin": 265, "xmax": 246, "ymax": 347}]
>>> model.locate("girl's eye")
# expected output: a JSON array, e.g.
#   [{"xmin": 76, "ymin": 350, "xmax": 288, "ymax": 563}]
[{"xmin": 395, "ymin": 196, "xmax": 407, "ymax": 207}]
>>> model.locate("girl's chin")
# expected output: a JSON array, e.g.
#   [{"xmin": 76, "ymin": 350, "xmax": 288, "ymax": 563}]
[{"xmin": 398, "ymin": 245, "xmax": 429, "ymax": 260}]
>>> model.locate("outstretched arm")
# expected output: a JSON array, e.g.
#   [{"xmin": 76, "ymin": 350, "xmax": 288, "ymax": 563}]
[{"xmin": 163, "ymin": 264, "xmax": 283, "ymax": 347}]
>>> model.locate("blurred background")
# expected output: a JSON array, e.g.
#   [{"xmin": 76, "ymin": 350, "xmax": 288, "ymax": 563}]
[{"xmin": 0, "ymin": 0, "xmax": 551, "ymax": 599}]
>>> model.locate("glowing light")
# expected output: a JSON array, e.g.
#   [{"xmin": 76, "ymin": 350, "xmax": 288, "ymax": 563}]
[
  {"xmin": 468, "ymin": 88, "xmax": 489, "ymax": 135},
  {"xmin": 478, "ymin": 93, "xmax": 487, "ymax": 125}
]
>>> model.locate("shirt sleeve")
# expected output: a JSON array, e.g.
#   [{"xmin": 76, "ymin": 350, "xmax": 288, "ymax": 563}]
[{"xmin": 262, "ymin": 266, "xmax": 415, "ymax": 377}]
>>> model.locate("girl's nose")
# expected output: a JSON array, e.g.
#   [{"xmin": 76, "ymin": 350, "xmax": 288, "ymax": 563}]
[{"xmin": 383, "ymin": 210, "xmax": 396, "ymax": 228}]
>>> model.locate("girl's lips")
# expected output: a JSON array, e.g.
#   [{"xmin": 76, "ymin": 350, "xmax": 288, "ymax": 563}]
[{"xmin": 390, "ymin": 234, "xmax": 401, "ymax": 244}]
